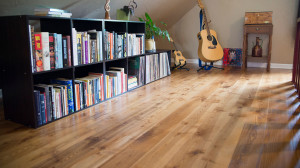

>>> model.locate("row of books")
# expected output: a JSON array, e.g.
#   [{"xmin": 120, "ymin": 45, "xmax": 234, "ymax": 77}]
[
  {"xmin": 72, "ymin": 29, "xmax": 103, "ymax": 66},
  {"xmin": 74, "ymin": 73, "xmax": 104, "ymax": 110},
  {"xmin": 33, "ymin": 78, "xmax": 74, "ymax": 126},
  {"xmin": 29, "ymin": 26, "xmax": 72, "ymax": 72},
  {"xmin": 145, "ymin": 53, "xmax": 170, "ymax": 84},
  {"xmin": 34, "ymin": 8, "xmax": 72, "ymax": 18},
  {"xmin": 106, "ymin": 67, "xmax": 128, "ymax": 99},
  {"xmin": 104, "ymin": 32, "xmax": 145, "ymax": 60},
  {"xmin": 127, "ymin": 34, "xmax": 145, "ymax": 57}
]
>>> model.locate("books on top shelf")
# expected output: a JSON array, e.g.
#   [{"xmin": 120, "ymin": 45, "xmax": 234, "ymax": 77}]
[
  {"xmin": 34, "ymin": 8, "xmax": 72, "ymax": 18},
  {"xmin": 104, "ymin": 32, "xmax": 145, "ymax": 60},
  {"xmin": 106, "ymin": 67, "xmax": 127, "ymax": 99},
  {"xmin": 29, "ymin": 25, "xmax": 71, "ymax": 73},
  {"xmin": 72, "ymin": 29, "xmax": 103, "ymax": 66},
  {"xmin": 33, "ymin": 78, "xmax": 74, "ymax": 126},
  {"xmin": 75, "ymin": 73, "xmax": 104, "ymax": 110}
]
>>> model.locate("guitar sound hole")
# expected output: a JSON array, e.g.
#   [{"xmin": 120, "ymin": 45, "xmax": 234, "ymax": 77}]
[
  {"xmin": 177, "ymin": 53, "xmax": 181, "ymax": 56},
  {"xmin": 207, "ymin": 35, "xmax": 212, "ymax": 41}
]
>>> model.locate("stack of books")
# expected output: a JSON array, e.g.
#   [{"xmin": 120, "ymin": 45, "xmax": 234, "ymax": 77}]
[{"xmin": 34, "ymin": 8, "xmax": 72, "ymax": 18}]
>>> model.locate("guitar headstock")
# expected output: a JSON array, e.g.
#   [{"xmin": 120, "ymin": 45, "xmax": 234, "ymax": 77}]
[{"xmin": 197, "ymin": 0, "xmax": 204, "ymax": 9}]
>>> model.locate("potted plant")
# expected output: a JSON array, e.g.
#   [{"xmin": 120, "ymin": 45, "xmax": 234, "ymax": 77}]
[{"xmin": 138, "ymin": 12, "xmax": 170, "ymax": 52}]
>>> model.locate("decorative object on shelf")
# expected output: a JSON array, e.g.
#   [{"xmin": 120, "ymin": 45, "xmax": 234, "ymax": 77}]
[
  {"xmin": 138, "ymin": 12, "xmax": 170, "ymax": 52},
  {"xmin": 245, "ymin": 11, "xmax": 272, "ymax": 25},
  {"xmin": 117, "ymin": 0, "xmax": 138, "ymax": 20},
  {"xmin": 104, "ymin": 0, "xmax": 111, "ymax": 19},
  {"xmin": 223, "ymin": 48, "xmax": 242, "ymax": 67},
  {"xmin": 252, "ymin": 37, "xmax": 263, "ymax": 57}
]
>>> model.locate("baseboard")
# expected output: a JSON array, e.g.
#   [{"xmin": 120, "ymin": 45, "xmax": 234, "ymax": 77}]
[{"xmin": 171, "ymin": 58, "xmax": 292, "ymax": 69}]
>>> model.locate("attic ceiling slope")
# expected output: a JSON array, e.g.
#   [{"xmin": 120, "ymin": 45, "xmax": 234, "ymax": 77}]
[{"xmin": 0, "ymin": 0, "xmax": 195, "ymax": 27}]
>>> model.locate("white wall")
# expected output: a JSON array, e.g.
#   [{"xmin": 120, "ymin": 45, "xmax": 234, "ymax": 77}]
[{"xmin": 160, "ymin": 0, "xmax": 299, "ymax": 64}]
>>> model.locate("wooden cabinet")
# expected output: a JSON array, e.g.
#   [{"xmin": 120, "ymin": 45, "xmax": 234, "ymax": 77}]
[{"xmin": 242, "ymin": 24, "xmax": 273, "ymax": 72}]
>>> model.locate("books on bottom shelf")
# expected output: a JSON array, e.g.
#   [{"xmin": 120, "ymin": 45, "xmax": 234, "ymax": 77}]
[
  {"xmin": 33, "ymin": 78, "xmax": 74, "ymax": 126},
  {"xmin": 29, "ymin": 25, "xmax": 72, "ymax": 73},
  {"xmin": 75, "ymin": 73, "xmax": 104, "ymax": 110},
  {"xmin": 106, "ymin": 67, "xmax": 127, "ymax": 99}
]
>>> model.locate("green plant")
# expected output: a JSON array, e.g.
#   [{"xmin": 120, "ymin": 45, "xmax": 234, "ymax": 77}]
[{"xmin": 138, "ymin": 12, "xmax": 170, "ymax": 41}]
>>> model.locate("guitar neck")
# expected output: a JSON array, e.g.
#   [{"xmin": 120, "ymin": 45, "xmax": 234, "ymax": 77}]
[
  {"xmin": 202, "ymin": 8, "xmax": 211, "ymax": 36},
  {"xmin": 172, "ymin": 41, "xmax": 178, "ymax": 51}
]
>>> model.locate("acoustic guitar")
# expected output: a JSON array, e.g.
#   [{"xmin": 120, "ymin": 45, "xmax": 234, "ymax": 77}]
[
  {"xmin": 170, "ymin": 37, "xmax": 186, "ymax": 67},
  {"xmin": 197, "ymin": 0, "xmax": 223, "ymax": 62}
]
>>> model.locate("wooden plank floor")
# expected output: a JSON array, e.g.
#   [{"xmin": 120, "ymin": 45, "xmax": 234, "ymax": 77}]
[{"xmin": 0, "ymin": 65, "xmax": 299, "ymax": 168}]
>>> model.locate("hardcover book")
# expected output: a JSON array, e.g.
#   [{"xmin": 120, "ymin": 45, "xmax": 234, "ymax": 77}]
[
  {"xmin": 34, "ymin": 33, "xmax": 43, "ymax": 72},
  {"xmin": 41, "ymin": 32, "xmax": 50, "ymax": 71},
  {"xmin": 49, "ymin": 33, "xmax": 56, "ymax": 70}
]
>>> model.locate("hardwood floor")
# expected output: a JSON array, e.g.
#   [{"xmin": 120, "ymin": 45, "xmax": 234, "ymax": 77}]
[{"xmin": 0, "ymin": 65, "xmax": 298, "ymax": 168}]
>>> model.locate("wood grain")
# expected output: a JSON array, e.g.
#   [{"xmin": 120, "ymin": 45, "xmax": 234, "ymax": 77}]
[{"xmin": 0, "ymin": 65, "xmax": 297, "ymax": 168}]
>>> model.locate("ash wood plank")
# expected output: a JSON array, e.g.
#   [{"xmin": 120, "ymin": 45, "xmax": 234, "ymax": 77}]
[{"xmin": 0, "ymin": 66, "xmax": 295, "ymax": 168}]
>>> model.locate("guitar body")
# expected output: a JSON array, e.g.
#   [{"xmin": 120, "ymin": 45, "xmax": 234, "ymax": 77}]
[
  {"xmin": 198, "ymin": 29, "xmax": 223, "ymax": 62},
  {"xmin": 174, "ymin": 50, "xmax": 186, "ymax": 66}
]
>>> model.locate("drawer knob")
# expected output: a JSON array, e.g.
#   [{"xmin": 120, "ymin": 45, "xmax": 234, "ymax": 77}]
[{"xmin": 256, "ymin": 28, "xmax": 260, "ymax": 31}]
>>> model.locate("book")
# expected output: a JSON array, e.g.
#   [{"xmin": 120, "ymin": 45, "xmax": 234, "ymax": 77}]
[
  {"xmin": 33, "ymin": 90, "xmax": 42, "ymax": 126},
  {"xmin": 62, "ymin": 37, "xmax": 68, "ymax": 67},
  {"xmin": 49, "ymin": 33, "xmax": 56, "ymax": 70},
  {"xmin": 66, "ymin": 36, "xmax": 72, "ymax": 66},
  {"xmin": 29, "ymin": 25, "xmax": 36, "ymax": 73},
  {"xmin": 56, "ymin": 34, "xmax": 63, "ymax": 68},
  {"xmin": 76, "ymin": 33, "xmax": 82, "ymax": 65},
  {"xmin": 40, "ymin": 93, "xmax": 46, "ymax": 124},
  {"xmin": 34, "ymin": 33, "xmax": 43, "ymax": 72},
  {"xmin": 72, "ymin": 28, "xmax": 78, "ymax": 66},
  {"xmin": 41, "ymin": 32, "xmax": 50, "ymax": 71}
]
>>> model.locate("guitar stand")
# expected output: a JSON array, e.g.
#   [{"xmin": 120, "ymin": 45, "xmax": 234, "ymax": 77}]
[
  {"xmin": 197, "ymin": 62, "xmax": 224, "ymax": 72},
  {"xmin": 172, "ymin": 61, "xmax": 190, "ymax": 71}
]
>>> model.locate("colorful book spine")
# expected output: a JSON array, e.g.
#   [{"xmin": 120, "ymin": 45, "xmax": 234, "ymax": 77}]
[
  {"xmin": 77, "ymin": 33, "xmax": 82, "ymax": 65},
  {"xmin": 34, "ymin": 33, "xmax": 43, "ymax": 72},
  {"xmin": 53, "ymin": 33, "xmax": 59, "ymax": 69},
  {"xmin": 41, "ymin": 32, "xmax": 50, "ymax": 71},
  {"xmin": 85, "ymin": 33, "xmax": 88, "ymax": 64},
  {"xmin": 49, "ymin": 33, "xmax": 55, "ymax": 70}
]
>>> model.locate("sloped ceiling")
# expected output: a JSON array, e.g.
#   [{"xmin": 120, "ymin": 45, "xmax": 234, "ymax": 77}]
[{"xmin": 0, "ymin": 0, "xmax": 196, "ymax": 27}]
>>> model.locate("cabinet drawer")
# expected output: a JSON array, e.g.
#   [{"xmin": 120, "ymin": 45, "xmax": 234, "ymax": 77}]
[{"xmin": 244, "ymin": 25, "xmax": 273, "ymax": 34}]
